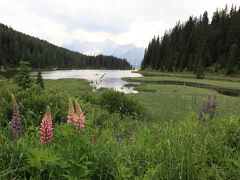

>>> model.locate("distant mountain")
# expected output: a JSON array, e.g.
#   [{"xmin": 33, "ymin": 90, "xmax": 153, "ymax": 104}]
[{"xmin": 63, "ymin": 40, "xmax": 144, "ymax": 68}]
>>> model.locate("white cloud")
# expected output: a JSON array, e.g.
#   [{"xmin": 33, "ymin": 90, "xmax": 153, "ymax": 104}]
[{"xmin": 0, "ymin": 0, "xmax": 238, "ymax": 47}]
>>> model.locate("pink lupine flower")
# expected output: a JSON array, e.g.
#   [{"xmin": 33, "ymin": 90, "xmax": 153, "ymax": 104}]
[
  {"xmin": 11, "ymin": 94, "xmax": 21, "ymax": 139},
  {"xmin": 39, "ymin": 106, "xmax": 53, "ymax": 143},
  {"xmin": 75, "ymin": 100, "xmax": 83, "ymax": 115},
  {"xmin": 73, "ymin": 112, "xmax": 85, "ymax": 130},
  {"xmin": 80, "ymin": 112, "xmax": 85, "ymax": 123},
  {"xmin": 72, "ymin": 113, "xmax": 79, "ymax": 126},
  {"xmin": 79, "ymin": 112, "xmax": 85, "ymax": 129},
  {"xmin": 67, "ymin": 99, "xmax": 75, "ymax": 124},
  {"xmin": 73, "ymin": 100, "xmax": 85, "ymax": 130}
]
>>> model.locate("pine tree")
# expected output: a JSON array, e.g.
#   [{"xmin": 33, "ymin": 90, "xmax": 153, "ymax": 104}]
[
  {"xmin": 226, "ymin": 44, "xmax": 240, "ymax": 75},
  {"xmin": 15, "ymin": 61, "xmax": 32, "ymax": 90},
  {"xmin": 141, "ymin": 5, "xmax": 240, "ymax": 75},
  {"xmin": 196, "ymin": 57, "xmax": 205, "ymax": 79},
  {"xmin": 36, "ymin": 70, "xmax": 44, "ymax": 90}
]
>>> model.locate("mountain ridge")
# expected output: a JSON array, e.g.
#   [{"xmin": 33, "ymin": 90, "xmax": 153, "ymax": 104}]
[{"xmin": 63, "ymin": 40, "xmax": 144, "ymax": 68}]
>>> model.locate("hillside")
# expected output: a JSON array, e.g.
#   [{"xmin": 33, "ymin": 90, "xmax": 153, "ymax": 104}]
[
  {"xmin": 0, "ymin": 23, "xmax": 132, "ymax": 70},
  {"xmin": 141, "ymin": 5, "xmax": 240, "ymax": 75}
]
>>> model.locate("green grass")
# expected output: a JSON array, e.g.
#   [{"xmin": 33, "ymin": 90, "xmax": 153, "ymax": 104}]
[
  {"xmin": 137, "ymin": 70, "xmax": 240, "ymax": 82},
  {"xmin": 126, "ymin": 71, "xmax": 240, "ymax": 122},
  {"xmin": 45, "ymin": 78, "xmax": 92, "ymax": 95},
  {"xmin": 129, "ymin": 83, "xmax": 240, "ymax": 122},
  {"xmin": 1, "ymin": 74, "xmax": 240, "ymax": 179},
  {"xmin": 125, "ymin": 75, "xmax": 240, "ymax": 90},
  {"xmin": 0, "ymin": 78, "xmax": 92, "ymax": 95}
]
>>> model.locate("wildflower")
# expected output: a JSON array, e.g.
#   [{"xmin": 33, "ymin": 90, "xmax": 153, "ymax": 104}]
[
  {"xmin": 209, "ymin": 97, "xmax": 217, "ymax": 119},
  {"xmin": 67, "ymin": 98, "xmax": 75, "ymax": 124},
  {"xmin": 203, "ymin": 100, "xmax": 210, "ymax": 111},
  {"xmin": 199, "ymin": 96, "xmax": 217, "ymax": 124},
  {"xmin": 72, "ymin": 113, "xmax": 80, "ymax": 128},
  {"xmin": 39, "ymin": 106, "xmax": 53, "ymax": 143},
  {"xmin": 75, "ymin": 100, "xmax": 83, "ymax": 115},
  {"xmin": 74, "ymin": 112, "xmax": 85, "ymax": 130},
  {"xmin": 73, "ymin": 100, "xmax": 85, "ymax": 130},
  {"xmin": 11, "ymin": 94, "xmax": 21, "ymax": 139},
  {"xmin": 79, "ymin": 112, "xmax": 85, "ymax": 129}
]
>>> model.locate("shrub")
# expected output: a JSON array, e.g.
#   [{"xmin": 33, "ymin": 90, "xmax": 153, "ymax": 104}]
[
  {"xmin": 14, "ymin": 61, "xmax": 32, "ymax": 90},
  {"xmin": 36, "ymin": 70, "xmax": 44, "ymax": 90},
  {"xmin": 98, "ymin": 89, "xmax": 145, "ymax": 119}
]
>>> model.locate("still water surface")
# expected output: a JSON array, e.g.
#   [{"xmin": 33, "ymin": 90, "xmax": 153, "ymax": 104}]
[{"xmin": 36, "ymin": 70, "xmax": 142, "ymax": 93}]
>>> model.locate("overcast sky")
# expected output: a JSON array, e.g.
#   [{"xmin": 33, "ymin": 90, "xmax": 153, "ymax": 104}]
[{"xmin": 0, "ymin": 0, "xmax": 238, "ymax": 48}]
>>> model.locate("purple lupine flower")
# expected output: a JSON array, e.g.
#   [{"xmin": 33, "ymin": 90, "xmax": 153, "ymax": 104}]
[
  {"xmin": 212, "ymin": 96, "xmax": 217, "ymax": 109},
  {"xmin": 204, "ymin": 100, "xmax": 211, "ymax": 111},
  {"xmin": 11, "ymin": 94, "xmax": 21, "ymax": 139},
  {"xmin": 209, "ymin": 109, "xmax": 216, "ymax": 119},
  {"xmin": 199, "ymin": 96, "xmax": 217, "ymax": 124},
  {"xmin": 209, "ymin": 96, "xmax": 217, "ymax": 119}
]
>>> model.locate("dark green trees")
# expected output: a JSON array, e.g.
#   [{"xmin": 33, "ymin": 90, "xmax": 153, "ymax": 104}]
[
  {"xmin": 15, "ymin": 61, "xmax": 32, "ymax": 90},
  {"xmin": 36, "ymin": 71, "xmax": 44, "ymax": 89},
  {"xmin": 226, "ymin": 44, "xmax": 240, "ymax": 75},
  {"xmin": 141, "ymin": 5, "xmax": 240, "ymax": 75},
  {"xmin": 196, "ymin": 58, "xmax": 205, "ymax": 79},
  {"xmin": 0, "ymin": 24, "xmax": 132, "ymax": 70}
]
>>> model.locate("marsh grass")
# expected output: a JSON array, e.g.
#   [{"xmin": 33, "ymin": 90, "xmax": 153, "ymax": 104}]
[{"xmin": 128, "ymin": 83, "xmax": 240, "ymax": 123}]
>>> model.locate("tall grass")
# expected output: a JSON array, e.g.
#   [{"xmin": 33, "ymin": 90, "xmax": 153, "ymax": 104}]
[
  {"xmin": 1, "ymin": 112, "xmax": 240, "ymax": 179},
  {"xmin": 0, "ymin": 78, "xmax": 240, "ymax": 179}
]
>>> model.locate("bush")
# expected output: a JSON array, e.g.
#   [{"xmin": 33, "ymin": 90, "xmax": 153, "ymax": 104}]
[
  {"xmin": 14, "ymin": 61, "xmax": 32, "ymax": 90},
  {"xmin": 98, "ymin": 89, "xmax": 145, "ymax": 119},
  {"xmin": 36, "ymin": 71, "xmax": 44, "ymax": 90}
]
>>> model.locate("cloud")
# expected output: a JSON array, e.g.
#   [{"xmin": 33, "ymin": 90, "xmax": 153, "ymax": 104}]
[{"xmin": 0, "ymin": 0, "xmax": 238, "ymax": 47}]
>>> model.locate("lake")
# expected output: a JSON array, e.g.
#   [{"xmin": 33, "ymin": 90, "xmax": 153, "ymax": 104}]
[{"xmin": 33, "ymin": 70, "xmax": 142, "ymax": 93}]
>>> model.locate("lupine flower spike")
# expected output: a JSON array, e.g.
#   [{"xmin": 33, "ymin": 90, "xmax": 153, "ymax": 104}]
[
  {"xmin": 79, "ymin": 112, "xmax": 85, "ymax": 129},
  {"xmin": 75, "ymin": 100, "xmax": 83, "ymax": 115},
  {"xmin": 210, "ymin": 96, "xmax": 217, "ymax": 119},
  {"xmin": 67, "ymin": 98, "xmax": 75, "ymax": 124},
  {"xmin": 11, "ymin": 94, "xmax": 21, "ymax": 139},
  {"xmin": 199, "ymin": 95, "xmax": 217, "ymax": 125},
  {"xmin": 39, "ymin": 106, "xmax": 53, "ymax": 143},
  {"xmin": 74, "ymin": 100, "xmax": 85, "ymax": 130}
]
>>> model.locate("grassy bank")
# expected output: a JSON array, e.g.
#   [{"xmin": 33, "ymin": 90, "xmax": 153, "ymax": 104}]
[
  {"xmin": 124, "ymin": 76, "xmax": 240, "ymax": 90},
  {"xmin": 136, "ymin": 70, "xmax": 240, "ymax": 82},
  {"xmin": 1, "ymin": 75, "xmax": 240, "ymax": 179},
  {"xmin": 124, "ymin": 71, "xmax": 240, "ymax": 97},
  {"xmin": 129, "ymin": 83, "xmax": 240, "ymax": 122}
]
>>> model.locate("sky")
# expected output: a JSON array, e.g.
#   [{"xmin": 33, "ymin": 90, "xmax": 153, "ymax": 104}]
[{"xmin": 0, "ymin": 0, "xmax": 238, "ymax": 48}]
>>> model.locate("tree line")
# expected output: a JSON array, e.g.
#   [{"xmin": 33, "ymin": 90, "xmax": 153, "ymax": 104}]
[
  {"xmin": 141, "ymin": 5, "xmax": 240, "ymax": 75},
  {"xmin": 0, "ymin": 23, "xmax": 132, "ymax": 70}
]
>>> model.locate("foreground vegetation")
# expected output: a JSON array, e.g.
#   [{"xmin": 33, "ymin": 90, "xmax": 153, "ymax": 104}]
[{"xmin": 1, "ymin": 69, "xmax": 240, "ymax": 179}]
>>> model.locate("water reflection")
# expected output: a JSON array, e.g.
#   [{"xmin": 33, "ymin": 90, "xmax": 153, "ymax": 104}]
[{"xmin": 32, "ymin": 70, "xmax": 142, "ymax": 93}]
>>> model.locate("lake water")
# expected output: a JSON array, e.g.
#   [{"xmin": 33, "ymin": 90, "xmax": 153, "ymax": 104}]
[{"xmin": 34, "ymin": 70, "xmax": 142, "ymax": 93}]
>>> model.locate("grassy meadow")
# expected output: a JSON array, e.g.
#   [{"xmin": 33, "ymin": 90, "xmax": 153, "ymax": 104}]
[
  {"xmin": 129, "ymin": 83, "xmax": 240, "ymax": 122},
  {"xmin": 0, "ymin": 71, "xmax": 240, "ymax": 179}
]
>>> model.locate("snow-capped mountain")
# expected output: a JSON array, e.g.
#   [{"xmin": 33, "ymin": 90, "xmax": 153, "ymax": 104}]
[{"xmin": 62, "ymin": 40, "xmax": 144, "ymax": 68}]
